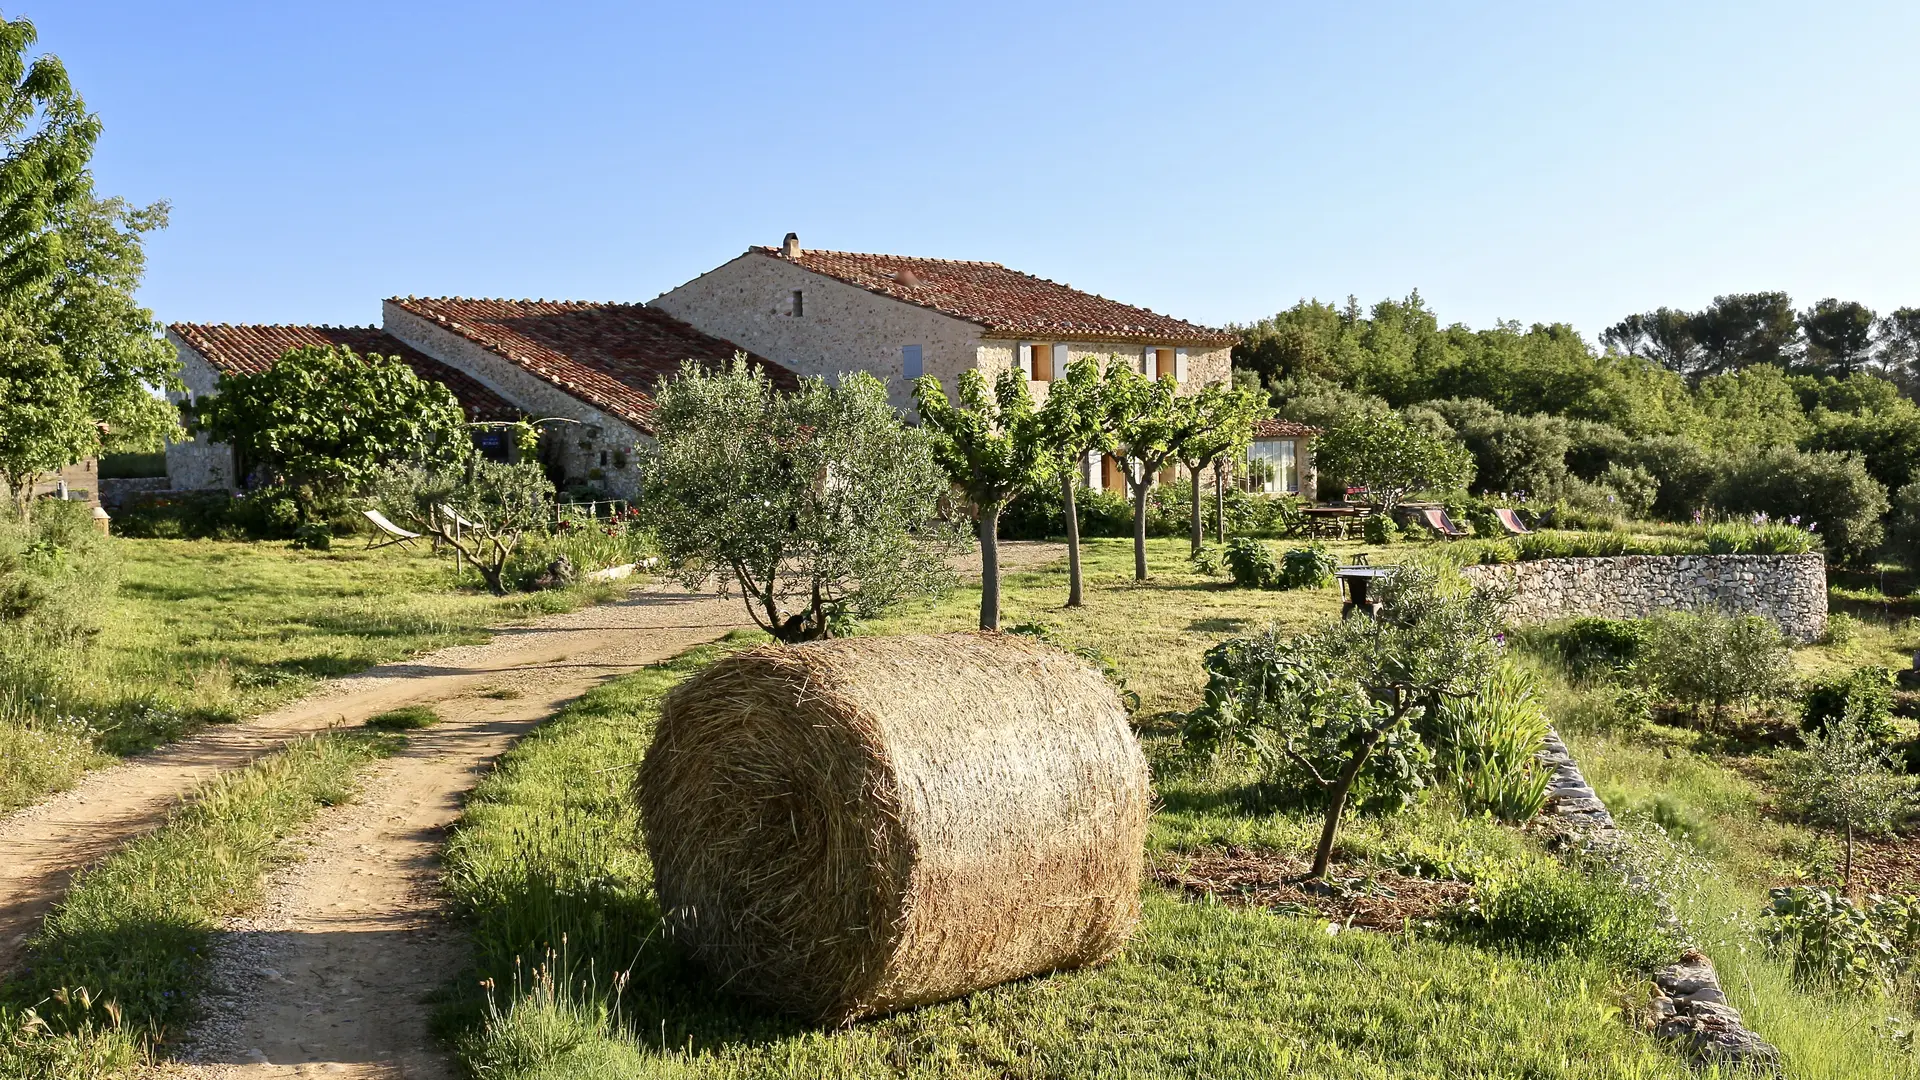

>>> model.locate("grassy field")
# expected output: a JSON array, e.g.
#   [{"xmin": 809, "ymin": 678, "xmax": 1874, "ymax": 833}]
[{"xmin": 0, "ymin": 538, "xmax": 616, "ymax": 812}]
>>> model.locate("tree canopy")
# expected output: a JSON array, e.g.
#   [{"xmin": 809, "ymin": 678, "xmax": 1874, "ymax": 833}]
[{"xmin": 196, "ymin": 345, "xmax": 470, "ymax": 516}]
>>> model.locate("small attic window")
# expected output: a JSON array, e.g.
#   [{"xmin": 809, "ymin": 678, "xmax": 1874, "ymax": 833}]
[{"xmin": 791, "ymin": 290, "xmax": 804, "ymax": 317}]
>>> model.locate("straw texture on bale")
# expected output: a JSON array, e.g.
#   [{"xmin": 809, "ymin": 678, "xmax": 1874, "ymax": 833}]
[{"xmin": 638, "ymin": 632, "xmax": 1149, "ymax": 1024}]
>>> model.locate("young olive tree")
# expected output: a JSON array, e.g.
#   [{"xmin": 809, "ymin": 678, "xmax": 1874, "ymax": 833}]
[
  {"xmin": 915, "ymin": 367, "xmax": 1055, "ymax": 630},
  {"xmin": 649, "ymin": 359, "xmax": 958, "ymax": 642},
  {"xmin": 1313, "ymin": 406, "xmax": 1474, "ymax": 514},
  {"xmin": 199, "ymin": 345, "xmax": 469, "ymax": 519},
  {"xmin": 1171, "ymin": 382, "xmax": 1269, "ymax": 556},
  {"xmin": 372, "ymin": 456, "xmax": 555, "ymax": 595},
  {"xmin": 1779, "ymin": 716, "xmax": 1920, "ymax": 889},
  {"xmin": 1036, "ymin": 356, "xmax": 1113, "ymax": 608},
  {"xmin": 1104, "ymin": 364, "xmax": 1183, "ymax": 582},
  {"xmin": 1191, "ymin": 564, "xmax": 1503, "ymax": 878}
]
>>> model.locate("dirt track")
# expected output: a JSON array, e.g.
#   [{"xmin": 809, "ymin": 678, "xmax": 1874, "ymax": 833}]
[{"xmin": 0, "ymin": 542, "xmax": 1061, "ymax": 1077}]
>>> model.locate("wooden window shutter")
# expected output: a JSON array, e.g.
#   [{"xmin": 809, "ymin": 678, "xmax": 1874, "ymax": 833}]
[
  {"xmin": 1175, "ymin": 348, "xmax": 1188, "ymax": 381},
  {"xmin": 1140, "ymin": 346, "xmax": 1153, "ymax": 375},
  {"xmin": 1052, "ymin": 344, "xmax": 1069, "ymax": 380},
  {"xmin": 1017, "ymin": 343, "xmax": 1034, "ymax": 380}
]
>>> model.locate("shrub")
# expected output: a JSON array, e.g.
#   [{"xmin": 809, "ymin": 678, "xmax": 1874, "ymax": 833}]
[
  {"xmin": 1707, "ymin": 445, "xmax": 1889, "ymax": 564},
  {"xmin": 1447, "ymin": 858, "xmax": 1679, "ymax": 970},
  {"xmin": 1639, "ymin": 611, "xmax": 1794, "ymax": 723},
  {"xmin": 1597, "ymin": 462, "xmax": 1659, "ymax": 518},
  {"xmin": 1547, "ymin": 617, "xmax": 1648, "ymax": 681},
  {"xmin": 1777, "ymin": 716, "xmax": 1919, "ymax": 886},
  {"xmin": 1189, "ymin": 545, "xmax": 1224, "ymax": 576},
  {"xmin": 1361, "ymin": 512, "xmax": 1399, "ymax": 544},
  {"xmin": 1221, "ymin": 537, "xmax": 1277, "ymax": 589},
  {"xmin": 1802, "ymin": 667, "xmax": 1898, "ymax": 743},
  {"xmin": 1432, "ymin": 667, "xmax": 1551, "ymax": 822},
  {"xmin": 999, "ymin": 481, "xmax": 1133, "ymax": 541},
  {"xmin": 1625, "ymin": 435, "xmax": 1721, "ymax": 522},
  {"xmin": 1702, "ymin": 521, "xmax": 1818, "ymax": 555},
  {"xmin": 1822, "ymin": 611, "xmax": 1859, "ymax": 645},
  {"xmin": 1762, "ymin": 886, "xmax": 1917, "ymax": 994},
  {"xmin": 1887, "ymin": 480, "xmax": 1920, "ymax": 571},
  {"xmin": 1275, "ymin": 545, "xmax": 1337, "ymax": 590}
]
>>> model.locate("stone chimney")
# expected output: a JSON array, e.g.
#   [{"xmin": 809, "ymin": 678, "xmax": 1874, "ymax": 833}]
[{"xmin": 781, "ymin": 232, "xmax": 801, "ymax": 259}]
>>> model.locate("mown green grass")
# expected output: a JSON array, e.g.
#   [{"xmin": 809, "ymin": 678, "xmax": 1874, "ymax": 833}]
[
  {"xmin": 0, "ymin": 729, "xmax": 401, "ymax": 1078},
  {"xmin": 0, "ymin": 537, "xmax": 617, "ymax": 813},
  {"xmin": 439, "ymin": 628, "xmax": 1695, "ymax": 1080}
]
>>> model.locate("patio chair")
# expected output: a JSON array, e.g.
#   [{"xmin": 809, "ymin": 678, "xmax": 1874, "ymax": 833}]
[
  {"xmin": 361, "ymin": 509, "xmax": 423, "ymax": 550},
  {"xmin": 1417, "ymin": 507, "xmax": 1469, "ymax": 541},
  {"xmin": 1492, "ymin": 507, "xmax": 1533, "ymax": 536}
]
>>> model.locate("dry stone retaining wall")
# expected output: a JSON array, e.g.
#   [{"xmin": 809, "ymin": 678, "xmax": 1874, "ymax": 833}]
[{"xmin": 1460, "ymin": 554, "xmax": 1827, "ymax": 643}]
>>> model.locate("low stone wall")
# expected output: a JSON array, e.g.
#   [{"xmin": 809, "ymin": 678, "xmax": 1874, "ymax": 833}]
[
  {"xmin": 99, "ymin": 477, "xmax": 172, "ymax": 509},
  {"xmin": 1459, "ymin": 554, "xmax": 1827, "ymax": 643}
]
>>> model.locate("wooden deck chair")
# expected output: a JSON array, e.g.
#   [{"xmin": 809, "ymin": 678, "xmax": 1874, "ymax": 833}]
[
  {"xmin": 436, "ymin": 504, "xmax": 482, "ymax": 531},
  {"xmin": 1418, "ymin": 506, "xmax": 1469, "ymax": 540},
  {"xmin": 1493, "ymin": 507, "xmax": 1533, "ymax": 536},
  {"xmin": 361, "ymin": 509, "xmax": 423, "ymax": 550}
]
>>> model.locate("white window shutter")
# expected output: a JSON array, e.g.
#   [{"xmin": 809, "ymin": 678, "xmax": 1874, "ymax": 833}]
[
  {"xmin": 1140, "ymin": 346, "xmax": 1153, "ymax": 375},
  {"xmin": 1052, "ymin": 344, "xmax": 1069, "ymax": 380},
  {"xmin": 1085, "ymin": 449, "xmax": 1102, "ymax": 492},
  {"xmin": 1017, "ymin": 343, "xmax": 1033, "ymax": 380},
  {"xmin": 1175, "ymin": 348, "xmax": 1188, "ymax": 381}
]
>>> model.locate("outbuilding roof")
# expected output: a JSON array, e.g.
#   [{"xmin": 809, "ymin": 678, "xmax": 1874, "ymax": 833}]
[
  {"xmin": 1251, "ymin": 418, "xmax": 1321, "ymax": 439},
  {"xmin": 386, "ymin": 297, "xmax": 793, "ymax": 431},
  {"xmin": 750, "ymin": 245, "xmax": 1236, "ymax": 347},
  {"xmin": 168, "ymin": 323, "xmax": 521, "ymax": 421}
]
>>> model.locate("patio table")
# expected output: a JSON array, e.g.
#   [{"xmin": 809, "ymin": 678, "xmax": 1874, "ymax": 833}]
[{"xmin": 1333, "ymin": 565, "xmax": 1397, "ymax": 618}]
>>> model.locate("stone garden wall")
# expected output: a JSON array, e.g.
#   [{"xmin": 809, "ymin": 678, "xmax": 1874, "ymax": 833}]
[{"xmin": 1459, "ymin": 553, "xmax": 1827, "ymax": 643}]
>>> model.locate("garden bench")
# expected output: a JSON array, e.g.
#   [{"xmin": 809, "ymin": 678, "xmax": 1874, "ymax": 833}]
[
  {"xmin": 1492, "ymin": 507, "xmax": 1532, "ymax": 536},
  {"xmin": 361, "ymin": 509, "xmax": 423, "ymax": 550}
]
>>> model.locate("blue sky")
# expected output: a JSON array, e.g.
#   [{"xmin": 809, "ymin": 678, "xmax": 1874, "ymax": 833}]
[{"xmin": 33, "ymin": 1, "xmax": 1920, "ymax": 340}]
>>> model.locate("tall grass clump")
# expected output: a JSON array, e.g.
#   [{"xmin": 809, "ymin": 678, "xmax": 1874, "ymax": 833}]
[{"xmin": 0, "ymin": 502, "xmax": 118, "ymax": 811}]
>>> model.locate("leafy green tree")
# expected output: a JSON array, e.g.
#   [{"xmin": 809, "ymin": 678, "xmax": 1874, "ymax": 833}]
[
  {"xmin": 0, "ymin": 309, "xmax": 88, "ymax": 513},
  {"xmin": 1706, "ymin": 445, "xmax": 1889, "ymax": 563},
  {"xmin": 1800, "ymin": 299, "xmax": 1878, "ymax": 377},
  {"xmin": 1313, "ymin": 406, "xmax": 1474, "ymax": 513},
  {"xmin": 372, "ymin": 456, "xmax": 554, "ymax": 595},
  {"xmin": 1875, "ymin": 307, "xmax": 1920, "ymax": 393},
  {"xmin": 197, "ymin": 345, "xmax": 469, "ymax": 518},
  {"xmin": 1104, "ymin": 364, "xmax": 1184, "ymax": 581},
  {"xmin": 1036, "ymin": 356, "xmax": 1113, "ymax": 607},
  {"xmin": 1190, "ymin": 564, "xmax": 1503, "ymax": 878},
  {"xmin": 1169, "ymin": 382, "xmax": 1269, "ymax": 555},
  {"xmin": 1425, "ymin": 398, "xmax": 1571, "ymax": 498},
  {"xmin": 648, "ymin": 359, "xmax": 956, "ymax": 642},
  {"xmin": 1779, "ymin": 716, "xmax": 1920, "ymax": 889},
  {"xmin": 0, "ymin": 17, "xmax": 178, "ymax": 507},
  {"xmin": 915, "ymin": 367, "xmax": 1055, "ymax": 629},
  {"xmin": 1641, "ymin": 612, "xmax": 1794, "ymax": 726}
]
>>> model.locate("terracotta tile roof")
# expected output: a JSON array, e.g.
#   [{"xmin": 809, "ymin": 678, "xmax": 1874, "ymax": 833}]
[
  {"xmin": 169, "ymin": 323, "xmax": 521, "ymax": 422},
  {"xmin": 387, "ymin": 297, "xmax": 793, "ymax": 431},
  {"xmin": 752, "ymin": 246, "xmax": 1236, "ymax": 346},
  {"xmin": 1253, "ymin": 418, "xmax": 1320, "ymax": 438}
]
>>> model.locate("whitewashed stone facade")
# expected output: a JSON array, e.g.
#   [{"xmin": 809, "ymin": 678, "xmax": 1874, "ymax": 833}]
[
  {"xmin": 1460, "ymin": 553, "xmax": 1828, "ymax": 643},
  {"xmin": 163, "ymin": 334, "xmax": 239, "ymax": 491}
]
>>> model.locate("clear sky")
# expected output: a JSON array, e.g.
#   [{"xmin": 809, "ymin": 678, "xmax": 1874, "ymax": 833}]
[{"xmin": 31, "ymin": 0, "xmax": 1920, "ymax": 341}]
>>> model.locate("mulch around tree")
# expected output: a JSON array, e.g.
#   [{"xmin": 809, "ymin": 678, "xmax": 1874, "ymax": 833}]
[
  {"xmin": 1153, "ymin": 846, "xmax": 1472, "ymax": 931},
  {"xmin": 1836, "ymin": 836, "xmax": 1920, "ymax": 896}
]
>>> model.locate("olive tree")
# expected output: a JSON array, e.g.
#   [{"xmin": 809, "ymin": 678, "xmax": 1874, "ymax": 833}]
[
  {"xmin": 1190, "ymin": 564, "xmax": 1503, "ymax": 878},
  {"xmin": 915, "ymin": 367, "xmax": 1055, "ymax": 629},
  {"xmin": 648, "ymin": 359, "xmax": 958, "ymax": 642},
  {"xmin": 1779, "ymin": 716, "xmax": 1920, "ymax": 889},
  {"xmin": 372, "ymin": 455, "xmax": 554, "ymax": 595}
]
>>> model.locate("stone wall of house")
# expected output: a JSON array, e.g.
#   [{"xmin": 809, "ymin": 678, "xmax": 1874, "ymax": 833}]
[
  {"xmin": 380, "ymin": 302, "xmax": 646, "ymax": 498},
  {"xmin": 162, "ymin": 340, "xmax": 238, "ymax": 491},
  {"xmin": 649, "ymin": 251, "xmax": 987, "ymax": 413},
  {"xmin": 1459, "ymin": 553, "xmax": 1827, "ymax": 642}
]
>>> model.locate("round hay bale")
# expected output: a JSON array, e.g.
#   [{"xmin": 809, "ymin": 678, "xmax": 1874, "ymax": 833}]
[{"xmin": 638, "ymin": 632, "xmax": 1149, "ymax": 1024}]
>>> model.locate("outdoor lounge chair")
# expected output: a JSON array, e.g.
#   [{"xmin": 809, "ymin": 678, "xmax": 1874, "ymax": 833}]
[
  {"xmin": 361, "ymin": 509, "xmax": 423, "ymax": 550},
  {"xmin": 1492, "ymin": 507, "xmax": 1533, "ymax": 536},
  {"xmin": 1418, "ymin": 506, "xmax": 1469, "ymax": 540}
]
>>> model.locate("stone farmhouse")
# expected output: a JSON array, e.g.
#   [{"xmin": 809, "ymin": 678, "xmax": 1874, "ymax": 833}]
[
  {"xmin": 650, "ymin": 234, "xmax": 1283, "ymax": 494},
  {"xmin": 161, "ymin": 234, "xmax": 1311, "ymax": 502}
]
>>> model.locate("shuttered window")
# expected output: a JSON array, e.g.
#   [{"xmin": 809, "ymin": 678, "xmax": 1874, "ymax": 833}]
[
  {"xmin": 902, "ymin": 344, "xmax": 923, "ymax": 380},
  {"xmin": 1017, "ymin": 342, "xmax": 1035, "ymax": 380}
]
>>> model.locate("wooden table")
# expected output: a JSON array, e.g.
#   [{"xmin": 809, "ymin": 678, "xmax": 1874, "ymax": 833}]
[{"xmin": 1302, "ymin": 506, "xmax": 1367, "ymax": 539}]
